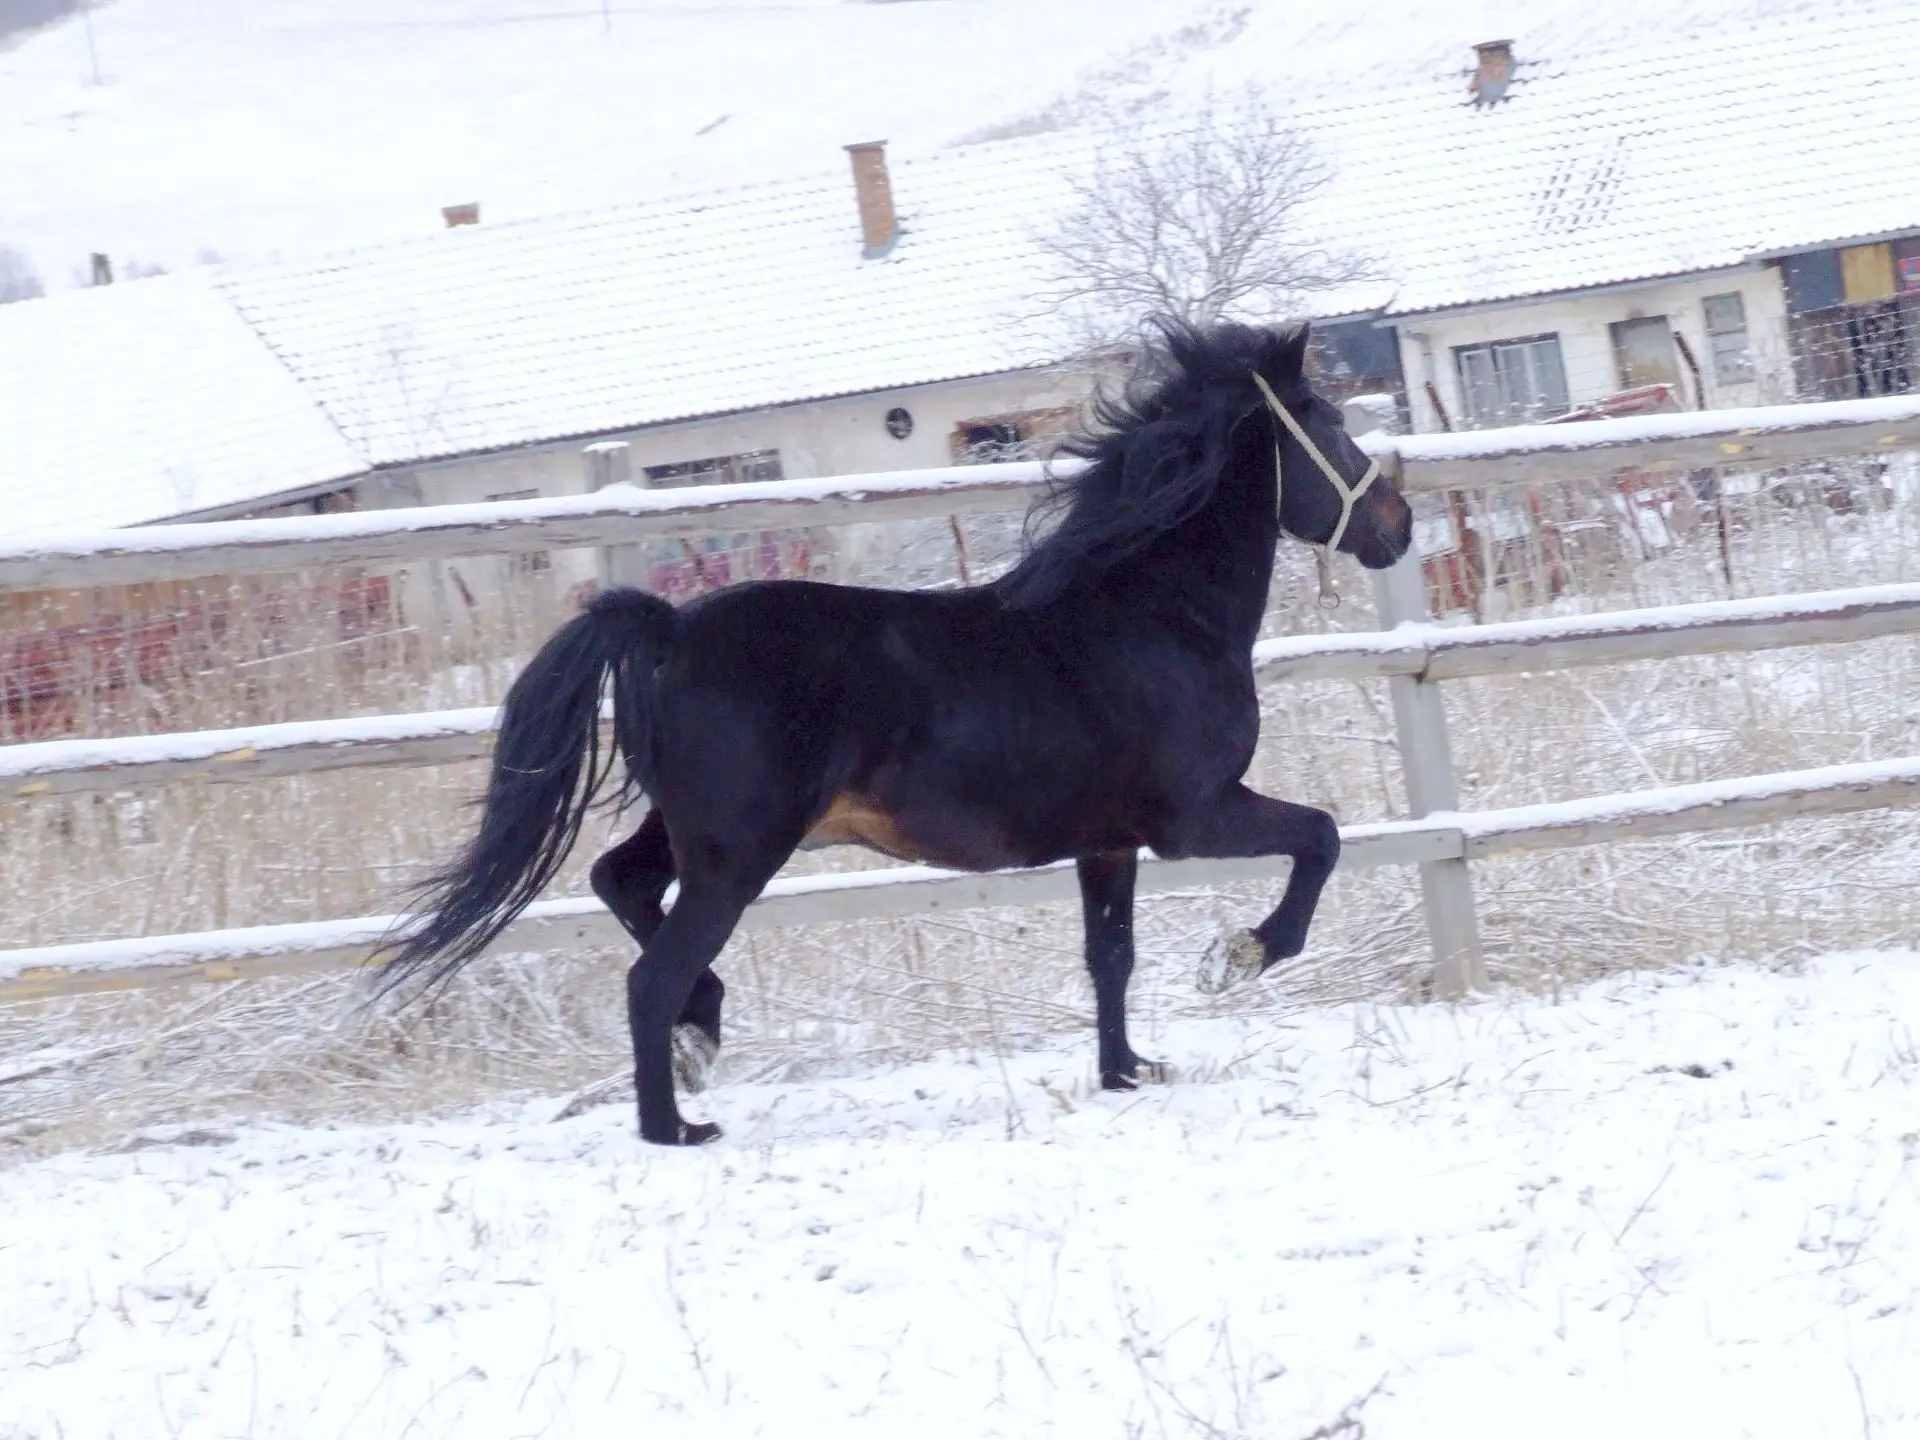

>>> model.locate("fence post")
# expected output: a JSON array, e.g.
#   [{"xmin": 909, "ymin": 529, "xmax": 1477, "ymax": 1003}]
[
  {"xmin": 584, "ymin": 442, "xmax": 643, "ymax": 590},
  {"xmin": 1371, "ymin": 550, "xmax": 1486, "ymax": 996}
]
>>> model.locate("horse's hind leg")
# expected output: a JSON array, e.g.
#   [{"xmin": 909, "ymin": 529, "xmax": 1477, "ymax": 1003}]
[
  {"xmin": 670, "ymin": 969, "xmax": 725, "ymax": 1094},
  {"xmin": 1157, "ymin": 784, "xmax": 1342, "ymax": 995},
  {"xmin": 591, "ymin": 809, "xmax": 722, "ymax": 1093},
  {"xmin": 1076, "ymin": 852, "xmax": 1169, "ymax": 1090},
  {"xmin": 625, "ymin": 868, "xmax": 761, "ymax": 1146},
  {"xmin": 591, "ymin": 809, "xmax": 674, "ymax": 945}
]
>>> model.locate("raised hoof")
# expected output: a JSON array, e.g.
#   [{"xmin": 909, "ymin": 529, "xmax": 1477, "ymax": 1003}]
[
  {"xmin": 1102, "ymin": 1058, "xmax": 1175, "ymax": 1091},
  {"xmin": 1196, "ymin": 930, "xmax": 1266, "ymax": 995},
  {"xmin": 671, "ymin": 1024, "xmax": 720, "ymax": 1095},
  {"xmin": 642, "ymin": 1119, "xmax": 723, "ymax": 1147}
]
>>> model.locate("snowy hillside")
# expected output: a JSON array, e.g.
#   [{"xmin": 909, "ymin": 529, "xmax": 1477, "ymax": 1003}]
[
  {"xmin": 0, "ymin": 0, "xmax": 1864, "ymax": 295},
  {"xmin": 5, "ymin": 954, "xmax": 1916, "ymax": 1438}
]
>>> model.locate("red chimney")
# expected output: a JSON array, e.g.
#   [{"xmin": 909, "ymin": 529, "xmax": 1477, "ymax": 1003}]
[
  {"xmin": 1471, "ymin": 41, "xmax": 1514, "ymax": 105},
  {"xmin": 844, "ymin": 141, "xmax": 899, "ymax": 258}
]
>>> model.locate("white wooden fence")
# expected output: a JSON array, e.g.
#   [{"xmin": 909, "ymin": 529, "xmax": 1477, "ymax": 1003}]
[
  {"xmin": 2, "ymin": 394, "xmax": 1916, "ymax": 593},
  {"xmin": 5, "ymin": 396, "xmax": 1919, "ymax": 1001},
  {"xmin": 8, "ymin": 582, "xmax": 1919, "ymax": 801}
]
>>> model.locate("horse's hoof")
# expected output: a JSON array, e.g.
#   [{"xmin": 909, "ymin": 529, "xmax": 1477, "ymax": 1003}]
[
  {"xmin": 1102, "ymin": 1057, "xmax": 1175, "ymax": 1091},
  {"xmin": 671, "ymin": 1024, "xmax": 719, "ymax": 1095},
  {"xmin": 1196, "ymin": 930, "xmax": 1265, "ymax": 995},
  {"xmin": 641, "ymin": 1119, "xmax": 723, "ymax": 1147}
]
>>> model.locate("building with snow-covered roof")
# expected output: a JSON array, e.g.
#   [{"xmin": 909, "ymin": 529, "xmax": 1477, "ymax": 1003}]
[
  {"xmin": 0, "ymin": 0, "xmax": 1916, "ymax": 551},
  {"xmin": 1304, "ymin": 5, "xmax": 1920, "ymax": 431}
]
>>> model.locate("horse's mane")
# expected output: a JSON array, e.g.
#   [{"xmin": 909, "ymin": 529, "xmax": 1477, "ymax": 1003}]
[{"xmin": 993, "ymin": 317, "xmax": 1308, "ymax": 610}]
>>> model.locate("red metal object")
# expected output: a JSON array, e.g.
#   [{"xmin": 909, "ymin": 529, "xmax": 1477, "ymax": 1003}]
[{"xmin": 1542, "ymin": 383, "xmax": 1681, "ymax": 425}]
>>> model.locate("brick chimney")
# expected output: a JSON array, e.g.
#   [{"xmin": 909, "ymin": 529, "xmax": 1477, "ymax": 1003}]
[
  {"xmin": 442, "ymin": 202, "xmax": 481, "ymax": 229},
  {"xmin": 844, "ymin": 141, "xmax": 898, "ymax": 258},
  {"xmin": 1470, "ymin": 40, "xmax": 1514, "ymax": 105}
]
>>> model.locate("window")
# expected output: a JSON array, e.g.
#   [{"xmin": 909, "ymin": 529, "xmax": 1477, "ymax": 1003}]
[
  {"xmin": 954, "ymin": 420, "xmax": 1023, "ymax": 462},
  {"xmin": 1840, "ymin": 243, "xmax": 1897, "ymax": 304},
  {"xmin": 1609, "ymin": 316, "xmax": 1681, "ymax": 389},
  {"xmin": 487, "ymin": 489, "xmax": 551, "ymax": 574},
  {"xmin": 948, "ymin": 407, "xmax": 1079, "ymax": 464},
  {"xmin": 642, "ymin": 449, "xmax": 784, "ymax": 487},
  {"xmin": 1702, "ymin": 293, "xmax": 1753, "ymax": 385},
  {"xmin": 1453, "ymin": 335, "xmax": 1570, "ymax": 425},
  {"xmin": 1844, "ymin": 303, "xmax": 1912, "ymax": 397}
]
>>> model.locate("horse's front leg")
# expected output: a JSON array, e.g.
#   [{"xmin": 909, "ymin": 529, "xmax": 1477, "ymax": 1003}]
[
  {"xmin": 1076, "ymin": 852, "xmax": 1170, "ymax": 1090},
  {"xmin": 1155, "ymin": 783, "xmax": 1342, "ymax": 995}
]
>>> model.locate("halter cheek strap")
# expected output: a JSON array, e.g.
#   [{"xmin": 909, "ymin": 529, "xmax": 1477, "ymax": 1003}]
[{"xmin": 1250, "ymin": 370, "xmax": 1383, "ymax": 608}]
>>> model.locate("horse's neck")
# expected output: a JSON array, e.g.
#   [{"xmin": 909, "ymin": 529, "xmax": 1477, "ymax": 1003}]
[{"xmin": 1113, "ymin": 454, "xmax": 1280, "ymax": 653}]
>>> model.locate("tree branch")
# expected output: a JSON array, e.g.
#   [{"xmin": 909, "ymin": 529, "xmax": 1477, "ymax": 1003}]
[{"xmin": 1027, "ymin": 85, "xmax": 1384, "ymax": 350}]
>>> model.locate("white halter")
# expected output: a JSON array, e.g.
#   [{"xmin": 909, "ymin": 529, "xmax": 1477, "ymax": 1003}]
[{"xmin": 1250, "ymin": 370, "xmax": 1382, "ymax": 608}]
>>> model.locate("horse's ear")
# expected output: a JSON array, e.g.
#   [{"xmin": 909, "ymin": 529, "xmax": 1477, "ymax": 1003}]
[{"xmin": 1274, "ymin": 322, "xmax": 1312, "ymax": 380}]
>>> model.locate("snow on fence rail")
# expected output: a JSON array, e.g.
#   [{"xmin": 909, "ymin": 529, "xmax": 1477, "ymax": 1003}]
[
  {"xmin": 5, "ymin": 756, "xmax": 1915, "ymax": 1001},
  {"xmin": 3, "ymin": 395, "xmax": 1917, "ymax": 593},
  {"xmin": 8, "ymin": 581, "xmax": 1920, "ymax": 800}
]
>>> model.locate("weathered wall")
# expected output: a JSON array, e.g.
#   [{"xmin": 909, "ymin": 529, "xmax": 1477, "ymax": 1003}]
[{"xmin": 1395, "ymin": 267, "xmax": 1794, "ymax": 433}]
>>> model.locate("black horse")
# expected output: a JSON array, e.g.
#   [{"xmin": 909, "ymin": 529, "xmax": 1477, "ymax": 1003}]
[{"xmin": 382, "ymin": 319, "xmax": 1413, "ymax": 1146}]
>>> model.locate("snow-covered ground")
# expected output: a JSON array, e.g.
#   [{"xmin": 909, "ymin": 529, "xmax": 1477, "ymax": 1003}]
[{"xmin": 5, "ymin": 954, "xmax": 1917, "ymax": 1438}]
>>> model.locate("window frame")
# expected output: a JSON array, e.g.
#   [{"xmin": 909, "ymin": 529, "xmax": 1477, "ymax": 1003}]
[
  {"xmin": 1452, "ymin": 334, "xmax": 1571, "ymax": 426},
  {"xmin": 1701, "ymin": 292, "xmax": 1754, "ymax": 386},
  {"xmin": 948, "ymin": 407, "xmax": 1080, "ymax": 465},
  {"xmin": 642, "ymin": 449, "xmax": 785, "ymax": 488},
  {"xmin": 1608, "ymin": 315, "xmax": 1681, "ymax": 390}
]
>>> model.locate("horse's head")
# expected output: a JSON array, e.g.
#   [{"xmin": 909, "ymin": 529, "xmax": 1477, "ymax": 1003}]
[{"xmin": 1252, "ymin": 323, "xmax": 1413, "ymax": 572}]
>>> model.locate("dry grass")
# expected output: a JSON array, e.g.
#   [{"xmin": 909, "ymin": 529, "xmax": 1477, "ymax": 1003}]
[{"xmin": 4, "ymin": 454, "xmax": 1919, "ymax": 1158}]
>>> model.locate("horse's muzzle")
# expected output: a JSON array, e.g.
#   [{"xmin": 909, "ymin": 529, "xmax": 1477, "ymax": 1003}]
[{"xmin": 1348, "ymin": 490, "xmax": 1415, "ymax": 570}]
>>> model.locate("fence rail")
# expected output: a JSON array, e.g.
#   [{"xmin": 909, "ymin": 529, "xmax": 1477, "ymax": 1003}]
[
  {"xmin": 8, "ymin": 582, "xmax": 1920, "ymax": 800},
  {"xmin": 4, "ymin": 395, "xmax": 1917, "ymax": 594},
  {"xmin": 6, "ymin": 756, "xmax": 1914, "ymax": 1001}
]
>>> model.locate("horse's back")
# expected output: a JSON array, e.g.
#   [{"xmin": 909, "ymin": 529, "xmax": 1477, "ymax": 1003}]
[
  {"xmin": 650, "ymin": 579, "xmax": 1131, "ymax": 867},
  {"xmin": 655, "ymin": 577, "xmax": 1254, "ymax": 869}
]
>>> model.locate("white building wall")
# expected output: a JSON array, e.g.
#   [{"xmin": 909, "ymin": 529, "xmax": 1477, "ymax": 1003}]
[
  {"xmin": 348, "ymin": 367, "xmax": 1096, "ymax": 606},
  {"xmin": 390, "ymin": 368, "xmax": 1090, "ymax": 508},
  {"xmin": 1394, "ymin": 267, "xmax": 1794, "ymax": 434}
]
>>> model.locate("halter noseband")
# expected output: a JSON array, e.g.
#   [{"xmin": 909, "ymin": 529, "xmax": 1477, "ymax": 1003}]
[{"xmin": 1250, "ymin": 370, "xmax": 1383, "ymax": 608}]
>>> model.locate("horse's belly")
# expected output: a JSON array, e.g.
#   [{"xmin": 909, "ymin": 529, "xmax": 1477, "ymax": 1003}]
[
  {"xmin": 800, "ymin": 793, "xmax": 1032, "ymax": 871},
  {"xmin": 801, "ymin": 795, "xmax": 921, "ymax": 861}
]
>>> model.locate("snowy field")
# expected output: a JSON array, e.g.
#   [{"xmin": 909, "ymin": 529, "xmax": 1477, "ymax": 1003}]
[
  {"xmin": 0, "ymin": 0, "xmax": 1804, "ymax": 291},
  {"xmin": 5, "ymin": 954, "xmax": 1917, "ymax": 1438}
]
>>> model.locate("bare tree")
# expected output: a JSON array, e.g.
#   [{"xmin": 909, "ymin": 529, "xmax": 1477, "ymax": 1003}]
[
  {"xmin": 0, "ymin": 245, "xmax": 45, "ymax": 305},
  {"xmin": 1032, "ymin": 87, "xmax": 1377, "ymax": 349}
]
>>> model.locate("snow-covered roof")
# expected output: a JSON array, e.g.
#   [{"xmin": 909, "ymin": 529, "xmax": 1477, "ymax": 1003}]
[
  {"xmin": 0, "ymin": 278, "xmax": 366, "ymax": 537},
  {"xmin": 216, "ymin": 0, "xmax": 1920, "ymax": 460},
  {"xmin": 2, "ymin": 0, "xmax": 1916, "ymax": 534},
  {"xmin": 213, "ymin": 164, "xmax": 1068, "ymax": 467},
  {"xmin": 1303, "ymin": 0, "xmax": 1920, "ymax": 317}
]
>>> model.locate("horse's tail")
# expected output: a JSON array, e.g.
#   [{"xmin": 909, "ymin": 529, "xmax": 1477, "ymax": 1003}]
[{"xmin": 379, "ymin": 588, "xmax": 679, "ymax": 992}]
